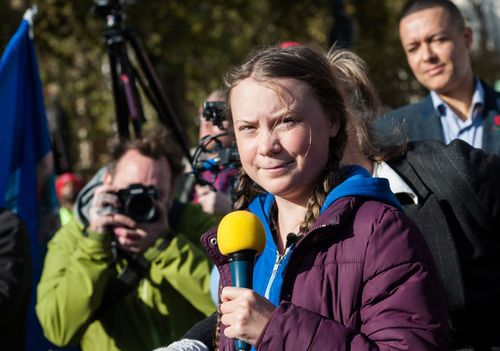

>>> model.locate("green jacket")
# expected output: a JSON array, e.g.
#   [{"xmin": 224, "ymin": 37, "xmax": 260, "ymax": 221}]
[{"xmin": 36, "ymin": 202, "xmax": 217, "ymax": 351}]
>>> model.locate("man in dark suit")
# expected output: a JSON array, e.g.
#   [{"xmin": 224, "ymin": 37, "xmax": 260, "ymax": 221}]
[
  {"xmin": 379, "ymin": 0, "xmax": 500, "ymax": 154},
  {"xmin": 387, "ymin": 140, "xmax": 500, "ymax": 349},
  {"xmin": 330, "ymin": 45, "xmax": 500, "ymax": 350}
]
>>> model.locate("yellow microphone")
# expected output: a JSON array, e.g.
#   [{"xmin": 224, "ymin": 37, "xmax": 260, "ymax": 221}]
[{"xmin": 217, "ymin": 210, "xmax": 266, "ymax": 351}]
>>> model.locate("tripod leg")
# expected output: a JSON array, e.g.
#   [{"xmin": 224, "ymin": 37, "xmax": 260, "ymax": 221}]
[
  {"xmin": 126, "ymin": 30, "xmax": 193, "ymax": 165},
  {"xmin": 114, "ymin": 39, "xmax": 146, "ymax": 139},
  {"xmin": 120, "ymin": 73, "xmax": 143, "ymax": 137},
  {"xmin": 108, "ymin": 49, "xmax": 130, "ymax": 140}
]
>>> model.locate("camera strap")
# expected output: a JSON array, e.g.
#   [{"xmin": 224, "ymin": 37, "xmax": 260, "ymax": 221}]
[
  {"xmin": 93, "ymin": 229, "xmax": 176, "ymax": 319},
  {"xmin": 93, "ymin": 249, "xmax": 149, "ymax": 319},
  {"xmin": 93, "ymin": 201, "xmax": 185, "ymax": 318}
]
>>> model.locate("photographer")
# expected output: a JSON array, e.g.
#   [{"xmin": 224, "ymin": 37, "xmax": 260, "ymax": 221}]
[
  {"xmin": 191, "ymin": 90, "xmax": 237, "ymax": 217},
  {"xmin": 36, "ymin": 128, "xmax": 217, "ymax": 351}
]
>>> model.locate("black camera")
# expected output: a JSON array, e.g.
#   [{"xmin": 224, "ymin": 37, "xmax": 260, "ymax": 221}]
[
  {"xmin": 202, "ymin": 101, "xmax": 226, "ymax": 130},
  {"xmin": 116, "ymin": 184, "xmax": 158, "ymax": 222}
]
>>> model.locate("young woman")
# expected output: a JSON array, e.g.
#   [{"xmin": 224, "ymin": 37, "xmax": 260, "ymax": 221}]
[
  {"xmin": 196, "ymin": 44, "xmax": 449, "ymax": 351},
  {"xmin": 159, "ymin": 44, "xmax": 449, "ymax": 351}
]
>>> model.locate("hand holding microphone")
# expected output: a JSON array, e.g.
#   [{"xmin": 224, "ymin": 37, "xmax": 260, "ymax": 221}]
[{"xmin": 217, "ymin": 211, "xmax": 271, "ymax": 351}]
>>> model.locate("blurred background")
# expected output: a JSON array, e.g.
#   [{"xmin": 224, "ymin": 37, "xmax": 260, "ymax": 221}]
[{"xmin": 1, "ymin": 0, "xmax": 499, "ymax": 178}]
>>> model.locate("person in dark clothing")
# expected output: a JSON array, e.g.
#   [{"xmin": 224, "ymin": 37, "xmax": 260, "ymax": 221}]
[
  {"xmin": 0, "ymin": 208, "xmax": 31, "ymax": 351},
  {"xmin": 333, "ymin": 47, "xmax": 500, "ymax": 350}
]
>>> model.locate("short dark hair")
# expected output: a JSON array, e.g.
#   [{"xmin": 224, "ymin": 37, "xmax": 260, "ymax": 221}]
[
  {"xmin": 399, "ymin": 0, "xmax": 465, "ymax": 29},
  {"xmin": 108, "ymin": 127, "xmax": 185, "ymax": 184}
]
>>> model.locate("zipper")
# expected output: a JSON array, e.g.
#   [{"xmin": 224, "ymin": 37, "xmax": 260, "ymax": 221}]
[
  {"xmin": 264, "ymin": 244, "xmax": 294, "ymax": 300},
  {"xmin": 278, "ymin": 223, "xmax": 330, "ymax": 301},
  {"xmin": 264, "ymin": 251, "xmax": 284, "ymax": 299}
]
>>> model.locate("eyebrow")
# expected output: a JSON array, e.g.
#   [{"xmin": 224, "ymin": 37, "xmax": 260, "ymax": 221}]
[
  {"xmin": 404, "ymin": 31, "xmax": 445, "ymax": 47},
  {"xmin": 233, "ymin": 108, "xmax": 292, "ymax": 126}
]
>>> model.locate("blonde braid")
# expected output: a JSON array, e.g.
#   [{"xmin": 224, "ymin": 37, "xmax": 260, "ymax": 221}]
[
  {"xmin": 300, "ymin": 132, "xmax": 347, "ymax": 233},
  {"xmin": 233, "ymin": 167, "xmax": 264, "ymax": 211}
]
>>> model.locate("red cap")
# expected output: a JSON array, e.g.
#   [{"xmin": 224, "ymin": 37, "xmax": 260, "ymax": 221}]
[
  {"xmin": 279, "ymin": 41, "xmax": 302, "ymax": 49},
  {"xmin": 56, "ymin": 172, "xmax": 83, "ymax": 200}
]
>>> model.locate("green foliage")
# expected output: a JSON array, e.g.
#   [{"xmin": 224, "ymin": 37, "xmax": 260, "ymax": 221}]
[{"xmin": 1, "ymin": 0, "xmax": 498, "ymax": 174}]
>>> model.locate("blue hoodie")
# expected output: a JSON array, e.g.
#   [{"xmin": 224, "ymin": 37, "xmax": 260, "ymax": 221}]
[
  {"xmin": 207, "ymin": 165, "xmax": 403, "ymax": 348},
  {"xmin": 248, "ymin": 165, "xmax": 402, "ymax": 308}
]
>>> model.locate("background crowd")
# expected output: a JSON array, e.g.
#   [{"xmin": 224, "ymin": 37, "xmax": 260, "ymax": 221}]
[
  {"xmin": 1, "ymin": 0, "xmax": 500, "ymax": 175},
  {"xmin": 1, "ymin": 0, "xmax": 500, "ymax": 350}
]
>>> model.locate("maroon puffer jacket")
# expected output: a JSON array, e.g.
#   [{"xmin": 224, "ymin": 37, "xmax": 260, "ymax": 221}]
[{"xmin": 202, "ymin": 196, "xmax": 449, "ymax": 350}]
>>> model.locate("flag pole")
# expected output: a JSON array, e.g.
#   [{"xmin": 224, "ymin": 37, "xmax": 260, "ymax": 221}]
[{"xmin": 23, "ymin": 5, "xmax": 38, "ymax": 38}]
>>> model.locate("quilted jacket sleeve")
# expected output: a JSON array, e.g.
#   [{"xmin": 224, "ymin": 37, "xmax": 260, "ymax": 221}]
[{"xmin": 256, "ymin": 205, "xmax": 448, "ymax": 351}]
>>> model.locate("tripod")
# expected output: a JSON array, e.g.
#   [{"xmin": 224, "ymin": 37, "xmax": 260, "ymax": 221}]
[{"xmin": 92, "ymin": 0, "xmax": 193, "ymax": 164}]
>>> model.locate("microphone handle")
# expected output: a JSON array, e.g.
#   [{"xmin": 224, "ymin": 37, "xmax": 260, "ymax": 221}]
[{"xmin": 228, "ymin": 250, "xmax": 256, "ymax": 351}]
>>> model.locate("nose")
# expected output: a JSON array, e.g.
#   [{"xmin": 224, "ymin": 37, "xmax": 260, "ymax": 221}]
[
  {"xmin": 421, "ymin": 42, "xmax": 437, "ymax": 62},
  {"xmin": 258, "ymin": 129, "xmax": 281, "ymax": 156}
]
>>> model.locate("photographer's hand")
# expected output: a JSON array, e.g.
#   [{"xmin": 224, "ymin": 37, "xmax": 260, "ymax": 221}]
[
  {"xmin": 195, "ymin": 185, "xmax": 232, "ymax": 216},
  {"xmin": 88, "ymin": 184, "xmax": 123, "ymax": 234},
  {"xmin": 113, "ymin": 199, "xmax": 169, "ymax": 254}
]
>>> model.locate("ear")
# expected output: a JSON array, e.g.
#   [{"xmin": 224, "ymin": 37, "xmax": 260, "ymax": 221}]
[
  {"xmin": 464, "ymin": 26, "xmax": 473, "ymax": 49},
  {"xmin": 103, "ymin": 171, "xmax": 113, "ymax": 185},
  {"xmin": 329, "ymin": 119, "xmax": 341, "ymax": 138}
]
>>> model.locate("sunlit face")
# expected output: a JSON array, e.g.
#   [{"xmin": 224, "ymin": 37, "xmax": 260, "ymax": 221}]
[
  {"xmin": 231, "ymin": 78, "xmax": 339, "ymax": 205},
  {"xmin": 109, "ymin": 149, "xmax": 172, "ymax": 208},
  {"xmin": 399, "ymin": 6, "xmax": 473, "ymax": 95}
]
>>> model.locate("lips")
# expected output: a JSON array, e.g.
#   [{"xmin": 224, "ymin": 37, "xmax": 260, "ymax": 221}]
[
  {"xmin": 259, "ymin": 161, "xmax": 294, "ymax": 174},
  {"xmin": 425, "ymin": 64, "xmax": 445, "ymax": 76},
  {"xmin": 261, "ymin": 160, "xmax": 293, "ymax": 170}
]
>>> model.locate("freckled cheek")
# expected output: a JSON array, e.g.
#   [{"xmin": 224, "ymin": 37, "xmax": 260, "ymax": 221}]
[
  {"xmin": 239, "ymin": 154, "xmax": 253, "ymax": 172},
  {"xmin": 235, "ymin": 138, "xmax": 257, "ymax": 168},
  {"xmin": 281, "ymin": 130, "xmax": 310, "ymax": 155}
]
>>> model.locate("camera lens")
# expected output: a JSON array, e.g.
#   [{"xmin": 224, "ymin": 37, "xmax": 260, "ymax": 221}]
[
  {"xmin": 117, "ymin": 184, "xmax": 158, "ymax": 222},
  {"xmin": 125, "ymin": 193, "xmax": 156, "ymax": 222}
]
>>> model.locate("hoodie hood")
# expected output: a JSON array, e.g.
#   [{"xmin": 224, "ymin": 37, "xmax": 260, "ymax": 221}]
[
  {"xmin": 74, "ymin": 166, "xmax": 107, "ymax": 227},
  {"xmin": 320, "ymin": 165, "xmax": 403, "ymax": 212},
  {"xmin": 248, "ymin": 165, "xmax": 402, "ymax": 307},
  {"xmin": 248, "ymin": 165, "xmax": 402, "ymax": 231}
]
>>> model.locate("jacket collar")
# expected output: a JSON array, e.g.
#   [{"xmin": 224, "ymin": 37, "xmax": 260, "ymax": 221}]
[
  {"xmin": 201, "ymin": 196, "xmax": 360, "ymax": 265},
  {"xmin": 417, "ymin": 96, "xmax": 445, "ymax": 141},
  {"xmin": 312, "ymin": 196, "xmax": 358, "ymax": 230},
  {"xmin": 480, "ymin": 80, "xmax": 500, "ymax": 153}
]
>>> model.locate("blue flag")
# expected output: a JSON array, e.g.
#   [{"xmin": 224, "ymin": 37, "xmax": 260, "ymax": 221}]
[
  {"xmin": 0, "ymin": 16, "xmax": 52, "ymax": 231},
  {"xmin": 0, "ymin": 12, "xmax": 61, "ymax": 350}
]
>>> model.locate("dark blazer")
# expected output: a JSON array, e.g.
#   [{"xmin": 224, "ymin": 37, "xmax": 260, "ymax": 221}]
[
  {"xmin": 379, "ymin": 80, "xmax": 500, "ymax": 154},
  {"xmin": 388, "ymin": 140, "xmax": 500, "ymax": 350}
]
